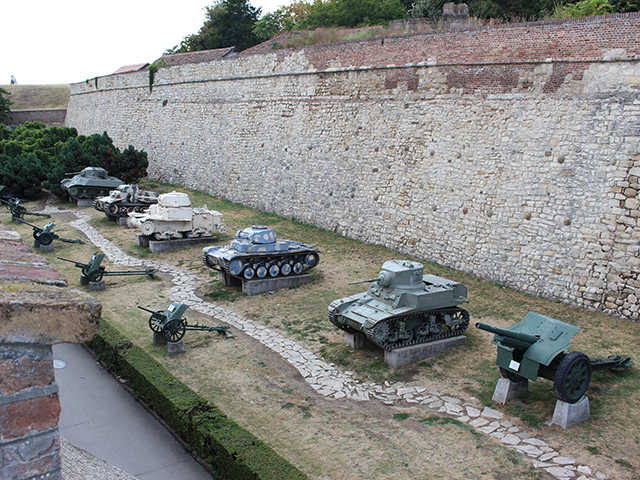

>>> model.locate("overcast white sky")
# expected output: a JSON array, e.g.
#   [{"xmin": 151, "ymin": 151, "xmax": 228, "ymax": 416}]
[{"xmin": 1, "ymin": 0, "xmax": 290, "ymax": 86}]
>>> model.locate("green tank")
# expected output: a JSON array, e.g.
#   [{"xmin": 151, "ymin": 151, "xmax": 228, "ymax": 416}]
[
  {"xmin": 329, "ymin": 260, "xmax": 469, "ymax": 350},
  {"xmin": 61, "ymin": 167, "xmax": 124, "ymax": 202}
]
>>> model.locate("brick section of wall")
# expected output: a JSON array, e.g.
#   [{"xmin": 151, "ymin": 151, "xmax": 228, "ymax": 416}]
[
  {"xmin": 65, "ymin": 14, "xmax": 640, "ymax": 320},
  {"xmin": 0, "ymin": 221, "xmax": 101, "ymax": 480}
]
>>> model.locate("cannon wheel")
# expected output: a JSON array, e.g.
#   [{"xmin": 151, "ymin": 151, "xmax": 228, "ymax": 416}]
[
  {"xmin": 499, "ymin": 367, "xmax": 526, "ymax": 383},
  {"xmin": 149, "ymin": 313, "xmax": 164, "ymax": 333},
  {"xmin": 163, "ymin": 318, "xmax": 186, "ymax": 343},
  {"xmin": 36, "ymin": 232, "xmax": 54, "ymax": 246},
  {"xmin": 554, "ymin": 351, "xmax": 592, "ymax": 404}
]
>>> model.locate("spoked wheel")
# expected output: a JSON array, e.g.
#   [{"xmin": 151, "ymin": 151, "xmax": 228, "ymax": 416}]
[
  {"xmin": 500, "ymin": 367, "xmax": 526, "ymax": 383},
  {"xmin": 163, "ymin": 318, "xmax": 186, "ymax": 343},
  {"xmin": 149, "ymin": 312, "xmax": 164, "ymax": 333},
  {"xmin": 554, "ymin": 351, "xmax": 592, "ymax": 404},
  {"xmin": 141, "ymin": 221, "xmax": 154, "ymax": 236}
]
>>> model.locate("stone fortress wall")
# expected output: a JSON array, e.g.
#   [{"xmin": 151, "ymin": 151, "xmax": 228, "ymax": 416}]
[{"xmin": 66, "ymin": 13, "xmax": 640, "ymax": 319}]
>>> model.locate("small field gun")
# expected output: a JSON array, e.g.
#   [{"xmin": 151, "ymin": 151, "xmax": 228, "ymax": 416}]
[
  {"xmin": 476, "ymin": 312, "xmax": 633, "ymax": 404},
  {"xmin": 57, "ymin": 253, "xmax": 156, "ymax": 283},
  {"xmin": 0, "ymin": 196, "xmax": 51, "ymax": 220},
  {"xmin": 17, "ymin": 218, "xmax": 84, "ymax": 245},
  {"xmin": 138, "ymin": 302, "xmax": 232, "ymax": 342}
]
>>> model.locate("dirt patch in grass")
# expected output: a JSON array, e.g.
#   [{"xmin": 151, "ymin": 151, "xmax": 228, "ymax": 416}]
[{"xmin": 7, "ymin": 184, "xmax": 640, "ymax": 480}]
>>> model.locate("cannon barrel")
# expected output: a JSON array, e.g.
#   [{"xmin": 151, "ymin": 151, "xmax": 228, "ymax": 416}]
[
  {"xmin": 15, "ymin": 218, "xmax": 38, "ymax": 229},
  {"xmin": 57, "ymin": 257, "xmax": 89, "ymax": 268},
  {"xmin": 137, "ymin": 306, "xmax": 160, "ymax": 315},
  {"xmin": 475, "ymin": 322, "xmax": 540, "ymax": 347},
  {"xmin": 349, "ymin": 277, "xmax": 380, "ymax": 286}
]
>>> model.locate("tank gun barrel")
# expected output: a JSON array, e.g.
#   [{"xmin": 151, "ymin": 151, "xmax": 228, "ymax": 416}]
[
  {"xmin": 475, "ymin": 322, "xmax": 540, "ymax": 348},
  {"xmin": 349, "ymin": 277, "xmax": 380, "ymax": 286}
]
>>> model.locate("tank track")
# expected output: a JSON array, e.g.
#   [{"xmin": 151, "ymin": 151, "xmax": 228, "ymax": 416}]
[
  {"xmin": 364, "ymin": 307, "xmax": 470, "ymax": 350},
  {"xmin": 103, "ymin": 202, "xmax": 152, "ymax": 219},
  {"xmin": 203, "ymin": 251, "xmax": 320, "ymax": 279}
]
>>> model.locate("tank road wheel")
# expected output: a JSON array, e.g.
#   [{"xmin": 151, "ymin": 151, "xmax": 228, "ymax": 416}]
[
  {"xmin": 268, "ymin": 264, "xmax": 280, "ymax": 277},
  {"xmin": 36, "ymin": 232, "xmax": 54, "ymax": 246},
  {"xmin": 217, "ymin": 223, "xmax": 228, "ymax": 234},
  {"xmin": 280, "ymin": 263, "xmax": 292, "ymax": 276},
  {"xmin": 108, "ymin": 204, "xmax": 118, "ymax": 215},
  {"xmin": 163, "ymin": 319, "xmax": 186, "ymax": 343},
  {"xmin": 500, "ymin": 367, "xmax": 526, "ymax": 383},
  {"xmin": 243, "ymin": 267, "xmax": 255, "ymax": 280},
  {"xmin": 554, "ymin": 352, "xmax": 592, "ymax": 404},
  {"xmin": 140, "ymin": 221, "xmax": 154, "ymax": 236},
  {"xmin": 149, "ymin": 313, "xmax": 164, "ymax": 333},
  {"xmin": 256, "ymin": 265, "xmax": 268, "ymax": 278},
  {"xmin": 293, "ymin": 262, "xmax": 304, "ymax": 275},
  {"xmin": 305, "ymin": 253, "xmax": 320, "ymax": 267},
  {"xmin": 228, "ymin": 259, "xmax": 244, "ymax": 276}
]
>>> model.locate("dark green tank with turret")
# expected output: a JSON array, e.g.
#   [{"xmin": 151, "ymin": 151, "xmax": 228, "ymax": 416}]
[
  {"xmin": 61, "ymin": 167, "xmax": 124, "ymax": 202},
  {"xmin": 329, "ymin": 260, "xmax": 469, "ymax": 350}
]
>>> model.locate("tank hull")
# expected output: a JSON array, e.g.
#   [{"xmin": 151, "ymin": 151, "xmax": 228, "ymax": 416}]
[
  {"xmin": 328, "ymin": 261, "xmax": 469, "ymax": 350},
  {"xmin": 94, "ymin": 185, "xmax": 159, "ymax": 219},
  {"xmin": 61, "ymin": 167, "xmax": 123, "ymax": 201}
]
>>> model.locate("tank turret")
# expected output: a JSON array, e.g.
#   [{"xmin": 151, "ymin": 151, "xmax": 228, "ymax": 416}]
[
  {"xmin": 329, "ymin": 260, "xmax": 469, "ymax": 350},
  {"xmin": 128, "ymin": 191, "xmax": 226, "ymax": 240},
  {"xmin": 202, "ymin": 225, "xmax": 321, "ymax": 279},
  {"xmin": 61, "ymin": 167, "xmax": 124, "ymax": 202}
]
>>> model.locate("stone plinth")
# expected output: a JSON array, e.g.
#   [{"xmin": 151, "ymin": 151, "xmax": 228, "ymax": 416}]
[
  {"xmin": 384, "ymin": 336, "xmax": 467, "ymax": 369},
  {"xmin": 153, "ymin": 331, "xmax": 167, "ymax": 345},
  {"xmin": 0, "ymin": 221, "xmax": 102, "ymax": 480},
  {"xmin": 492, "ymin": 377, "xmax": 529, "ymax": 405},
  {"xmin": 242, "ymin": 274, "xmax": 312, "ymax": 296},
  {"xmin": 551, "ymin": 396, "xmax": 590, "ymax": 429},
  {"xmin": 117, "ymin": 217, "xmax": 129, "ymax": 226},
  {"xmin": 167, "ymin": 340, "xmax": 186, "ymax": 356},
  {"xmin": 135, "ymin": 234, "xmax": 149, "ymax": 247},
  {"xmin": 76, "ymin": 199, "xmax": 94, "ymax": 207},
  {"xmin": 344, "ymin": 331, "xmax": 374, "ymax": 349},
  {"xmin": 89, "ymin": 280, "xmax": 106, "ymax": 291},
  {"xmin": 219, "ymin": 271, "xmax": 242, "ymax": 287},
  {"xmin": 148, "ymin": 236, "xmax": 217, "ymax": 253}
]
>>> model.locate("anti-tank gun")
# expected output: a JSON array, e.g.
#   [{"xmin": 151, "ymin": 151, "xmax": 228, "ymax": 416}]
[
  {"xmin": 0, "ymin": 194, "xmax": 50, "ymax": 221},
  {"xmin": 476, "ymin": 312, "xmax": 634, "ymax": 404},
  {"xmin": 17, "ymin": 218, "xmax": 83, "ymax": 246},
  {"xmin": 138, "ymin": 302, "xmax": 232, "ymax": 342},
  {"xmin": 58, "ymin": 253, "xmax": 156, "ymax": 284}
]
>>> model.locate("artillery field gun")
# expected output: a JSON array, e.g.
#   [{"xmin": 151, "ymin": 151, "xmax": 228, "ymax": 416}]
[
  {"xmin": 138, "ymin": 302, "xmax": 232, "ymax": 342},
  {"xmin": 329, "ymin": 260, "xmax": 469, "ymax": 350},
  {"xmin": 476, "ymin": 312, "xmax": 634, "ymax": 404},
  {"xmin": 58, "ymin": 253, "xmax": 156, "ymax": 284},
  {"xmin": 202, "ymin": 225, "xmax": 321, "ymax": 280},
  {"xmin": 61, "ymin": 167, "xmax": 124, "ymax": 202},
  {"xmin": 0, "ymin": 187, "xmax": 50, "ymax": 220},
  {"xmin": 128, "ymin": 191, "xmax": 226, "ymax": 240},
  {"xmin": 94, "ymin": 184, "xmax": 159, "ymax": 220},
  {"xmin": 17, "ymin": 219, "xmax": 84, "ymax": 246}
]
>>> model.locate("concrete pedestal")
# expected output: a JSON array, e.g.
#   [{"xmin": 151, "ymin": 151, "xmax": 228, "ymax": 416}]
[
  {"xmin": 242, "ymin": 273, "xmax": 312, "ymax": 296},
  {"xmin": 39, "ymin": 243, "xmax": 54, "ymax": 253},
  {"xmin": 153, "ymin": 331, "xmax": 167, "ymax": 345},
  {"xmin": 76, "ymin": 199, "xmax": 94, "ymax": 207},
  {"xmin": 551, "ymin": 396, "xmax": 590, "ymax": 429},
  {"xmin": 219, "ymin": 272, "xmax": 242, "ymax": 287},
  {"xmin": 492, "ymin": 377, "xmax": 529, "ymax": 405},
  {"xmin": 117, "ymin": 217, "xmax": 129, "ymax": 226},
  {"xmin": 89, "ymin": 280, "xmax": 106, "ymax": 291},
  {"xmin": 166, "ymin": 341, "xmax": 186, "ymax": 356},
  {"xmin": 344, "ymin": 331, "xmax": 375, "ymax": 349},
  {"xmin": 80, "ymin": 275, "xmax": 89, "ymax": 286},
  {"xmin": 148, "ymin": 236, "xmax": 217, "ymax": 253},
  {"xmin": 135, "ymin": 234, "xmax": 149, "ymax": 247},
  {"xmin": 384, "ymin": 335, "xmax": 467, "ymax": 369}
]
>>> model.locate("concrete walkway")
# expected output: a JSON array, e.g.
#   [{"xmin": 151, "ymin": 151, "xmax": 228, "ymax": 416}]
[{"xmin": 53, "ymin": 343, "xmax": 214, "ymax": 480}]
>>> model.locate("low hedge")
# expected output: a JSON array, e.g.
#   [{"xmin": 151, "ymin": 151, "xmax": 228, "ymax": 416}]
[{"xmin": 87, "ymin": 320, "xmax": 307, "ymax": 480}]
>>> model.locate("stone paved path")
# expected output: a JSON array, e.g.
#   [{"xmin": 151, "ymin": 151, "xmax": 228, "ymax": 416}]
[{"xmin": 48, "ymin": 205, "xmax": 608, "ymax": 480}]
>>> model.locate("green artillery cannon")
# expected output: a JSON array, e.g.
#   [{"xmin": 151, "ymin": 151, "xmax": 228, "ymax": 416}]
[
  {"xmin": 58, "ymin": 253, "xmax": 156, "ymax": 284},
  {"xmin": 0, "ymin": 195, "xmax": 51, "ymax": 221},
  {"xmin": 17, "ymin": 218, "xmax": 84, "ymax": 246},
  {"xmin": 138, "ymin": 302, "xmax": 232, "ymax": 342},
  {"xmin": 476, "ymin": 312, "xmax": 634, "ymax": 404}
]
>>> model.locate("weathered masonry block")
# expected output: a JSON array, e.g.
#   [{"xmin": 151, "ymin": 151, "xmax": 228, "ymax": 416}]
[
  {"xmin": 66, "ymin": 13, "xmax": 640, "ymax": 320},
  {"xmin": 0, "ymin": 222, "xmax": 101, "ymax": 480}
]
